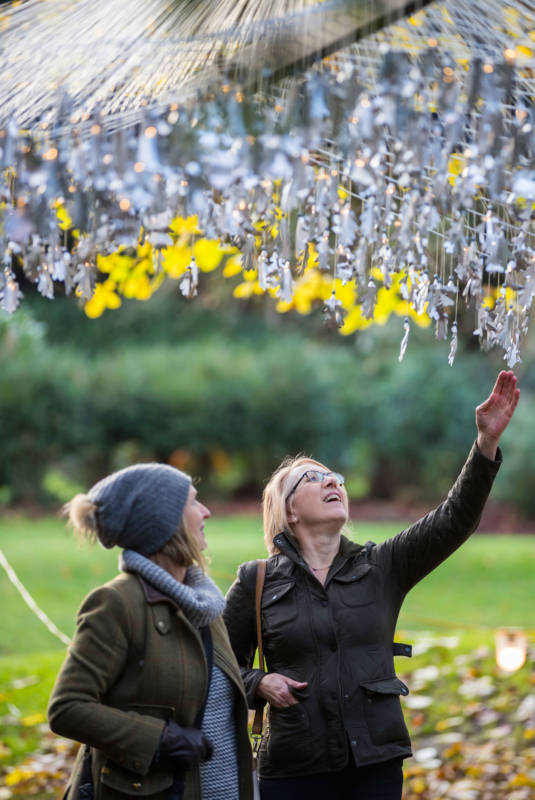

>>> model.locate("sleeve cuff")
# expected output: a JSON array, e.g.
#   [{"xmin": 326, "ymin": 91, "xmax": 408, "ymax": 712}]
[
  {"xmin": 245, "ymin": 668, "xmax": 268, "ymax": 709},
  {"xmin": 473, "ymin": 440, "xmax": 503, "ymax": 466}
]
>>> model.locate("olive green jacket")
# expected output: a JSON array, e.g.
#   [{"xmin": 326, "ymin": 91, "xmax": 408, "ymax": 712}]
[
  {"xmin": 224, "ymin": 443, "xmax": 501, "ymax": 778},
  {"xmin": 48, "ymin": 572, "xmax": 253, "ymax": 800}
]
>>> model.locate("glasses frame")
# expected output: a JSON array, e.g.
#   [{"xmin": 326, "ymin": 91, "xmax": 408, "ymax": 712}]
[{"xmin": 286, "ymin": 470, "xmax": 345, "ymax": 501}]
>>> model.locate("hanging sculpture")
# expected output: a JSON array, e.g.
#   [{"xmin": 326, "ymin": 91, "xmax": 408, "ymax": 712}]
[{"xmin": 1, "ymin": 0, "xmax": 535, "ymax": 365}]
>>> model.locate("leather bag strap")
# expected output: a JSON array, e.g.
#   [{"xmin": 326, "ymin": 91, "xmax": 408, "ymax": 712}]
[{"xmin": 252, "ymin": 559, "xmax": 267, "ymax": 738}]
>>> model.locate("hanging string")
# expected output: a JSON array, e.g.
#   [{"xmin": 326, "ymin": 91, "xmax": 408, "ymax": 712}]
[{"xmin": 0, "ymin": 548, "xmax": 71, "ymax": 647}]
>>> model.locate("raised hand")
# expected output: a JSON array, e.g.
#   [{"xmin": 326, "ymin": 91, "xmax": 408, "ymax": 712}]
[{"xmin": 476, "ymin": 371, "xmax": 520, "ymax": 460}]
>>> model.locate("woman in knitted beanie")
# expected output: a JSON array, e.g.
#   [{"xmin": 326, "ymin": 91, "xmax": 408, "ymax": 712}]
[{"xmin": 48, "ymin": 463, "xmax": 253, "ymax": 800}]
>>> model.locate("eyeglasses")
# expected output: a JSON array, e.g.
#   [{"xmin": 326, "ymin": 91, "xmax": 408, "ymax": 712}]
[{"xmin": 286, "ymin": 470, "xmax": 345, "ymax": 500}]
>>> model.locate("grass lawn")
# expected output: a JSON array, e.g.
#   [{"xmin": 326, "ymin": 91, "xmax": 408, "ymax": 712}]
[
  {"xmin": 0, "ymin": 513, "xmax": 534, "ymax": 793},
  {"xmin": 1, "ymin": 513, "xmax": 534, "ymax": 656}
]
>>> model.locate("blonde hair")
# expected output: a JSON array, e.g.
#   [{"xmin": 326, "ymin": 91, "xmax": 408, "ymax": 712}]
[
  {"xmin": 159, "ymin": 518, "xmax": 207, "ymax": 571},
  {"xmin": 63, "ymin": 493, "xmax": 206, "ymax": 570},
  {"xmin": 63, "ymin": 494, "xmax": 99, "ymax": 543},
  {"xmin": 262, "ymin": 455, "xmax": 328, "ymax": 555}
]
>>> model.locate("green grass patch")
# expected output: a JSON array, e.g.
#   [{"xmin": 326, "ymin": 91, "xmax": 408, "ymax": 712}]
[
  {"xmin": 1, "ymin": 515, "xmax": 534, "ymax": 656},
  {"xmin": 0, "ymin": 652, "xmax": 65, "ymax": 764},
  {"xmin": 0, "ymin": 514, "xmax": 534, "ymax": 784}
]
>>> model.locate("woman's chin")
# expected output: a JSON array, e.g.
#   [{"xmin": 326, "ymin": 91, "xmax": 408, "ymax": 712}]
[{"xmin": 319, "ymin": 510, "xmax": 348, "ymax": 529}]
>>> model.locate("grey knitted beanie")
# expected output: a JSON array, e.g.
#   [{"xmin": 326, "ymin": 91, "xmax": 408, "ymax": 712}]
[{"xmin": 88, "ymin": 463, "xmax": 191, "ymax": 555}]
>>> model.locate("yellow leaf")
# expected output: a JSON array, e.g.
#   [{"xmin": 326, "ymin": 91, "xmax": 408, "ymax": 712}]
[
  {"xmin": 466, "ymin": 765, "xmax": 483, "ymax": 777},
  {"xmin": 56, "ymin": 204, "xmax": 72, "ymax": 231},
  {"xmin": 339, "ymin": 306, "xmax": 373, "ymax": 335},
  {"xmin": 194, "ymin": 238, "xmax": 224, "ymax": 272},
  {"xmin": 97, "ymin": 252, "xmax": 134, "ymax": 282},
  {"xmin": 408, "ymin": 12, "xmax": 424, "ymax": 26},
  {"xmin": 169, "ymin": 215, "xmax": 199, "ymax": 236},
  {"xmin": 223, "ymin": 255, "xmax": 243, "ymax": 277},
  {"xmin": 137, "ymin": 240, "xmax": 153, "ymax": 261},
  {"xmin": 509, "ymin": 773, "xmax": 535, "ymax": 788},
  {"xmin": 6, "ymin": 768, "xmax": 35, "ymax": 786},
  {"xmin": 448, "ymin": 152, "xmax": 466, "ymax": 186},
  {"xmin": 503, "ymin": 7, "xmax": 519, "ymax": 21},
  {"xmin": 161, "ymin": 246, "xmax": 190, "ymax": 278},
  {"xmin": 84, "ymin": 281, "xmax": 121, "ymax": 318},
  {"xmin": 408, "ymin": 307, "xmax": 432, "ymax": 328},
  {"xmin": 84, "ymin": 295, "xmax": 106, "ymax": 319},
  {"xmin": 233, "ymin": 281, "xmax": 257, "ymax": 299},
  {"xmin": 133, "ymin": 257, "xmax": 154, "ymax": 277},
  {"xmin": 333, "ymin": 279, "xmax": 357, "ymax": 308},
  {"xmin": 410, "ymin": 777, "xmax": 427, "ymax": 794},
  {"xmin": 517, "ymin": 45, "xmax": 533, "ymax": 57},
  {"xmin": 275, "ymin": 300, "xmax": 293, "ymax": 313},
  {"xmin": 21, "ymin": 712, "xmax": 45, "ymax": 727},
  {"xmin": 123, "ymin": 274, "xmax": 152, "ymax": 300}
]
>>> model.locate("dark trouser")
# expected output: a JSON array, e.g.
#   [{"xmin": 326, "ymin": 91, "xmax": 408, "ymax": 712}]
[{"xmin": 259, "ymin": 757, "xmax": 403, "ymax": 800}]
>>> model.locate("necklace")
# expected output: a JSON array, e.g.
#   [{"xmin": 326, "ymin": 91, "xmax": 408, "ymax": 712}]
[{"xmin": 310, "ymin": 563, "xmax": 332, "ymax": 572}]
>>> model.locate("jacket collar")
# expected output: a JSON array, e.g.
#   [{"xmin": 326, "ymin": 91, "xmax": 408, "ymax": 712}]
[
  {"xmin": 273, "ymin": 530, "xmax": 363, "ymax": 572},
  {"xmin": 137, "ymin": 574, "xmax": 180, "ymax": 609}
]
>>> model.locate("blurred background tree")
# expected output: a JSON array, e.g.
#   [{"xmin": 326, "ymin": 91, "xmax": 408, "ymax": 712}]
[{"xmin": 1, "ymin": 270, "xmax": 534, "ymax": 519}]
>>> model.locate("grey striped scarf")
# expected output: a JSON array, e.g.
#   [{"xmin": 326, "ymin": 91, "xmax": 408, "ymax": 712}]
[{"xmin": 120, "ymin": 549, "xmax": 225, "ymax": 626}]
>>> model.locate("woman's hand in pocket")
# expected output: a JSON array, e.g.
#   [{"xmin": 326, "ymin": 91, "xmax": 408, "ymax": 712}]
[{"xmin": 256, "ymin": 673, "xmax": 307, "ymax": 708}]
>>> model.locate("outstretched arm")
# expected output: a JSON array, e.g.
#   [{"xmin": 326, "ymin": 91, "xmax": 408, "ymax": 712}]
[
  {"xmin": 476, "ymin": 370, "xmax": 520, "ymax": 461},
  {"xmin": 377, "ymin": 371, "xmax": 520, "ymax": 595}
]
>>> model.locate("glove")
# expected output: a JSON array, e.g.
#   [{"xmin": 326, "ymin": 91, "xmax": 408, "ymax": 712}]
[{"xmin": 158, "ymin": 721, "xmax": 213, "ymax": 769}]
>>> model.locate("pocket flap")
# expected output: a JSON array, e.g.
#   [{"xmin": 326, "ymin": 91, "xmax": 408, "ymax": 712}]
[
  {"xmin": 361, "ymin": 676, "xmax": 409, "ymax": 696},
  {"xmin": 333, "ymin": 564, "xmax": 371, "ymax": 584},
  {"xmin": 126, "ymin": 704, "xmax": 176, "ymax": 721},
  {"xmin": 100, "ymin": 764, "xmax": 174, "ymax": 795},
  {"xmin": 261, "ymin": 581, "xmax": 295, "ymax": 608}
]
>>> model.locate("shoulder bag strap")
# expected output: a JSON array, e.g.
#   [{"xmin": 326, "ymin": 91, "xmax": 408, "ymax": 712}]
[{"xmin": 252, "ymin": 559, "xmax": 267, "ymax": 742}]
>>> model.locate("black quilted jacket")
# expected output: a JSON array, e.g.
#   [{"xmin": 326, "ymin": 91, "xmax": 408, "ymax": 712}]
[{"xmin": 224, "ymin": 443, "xmax": 501, "ymax": 778}]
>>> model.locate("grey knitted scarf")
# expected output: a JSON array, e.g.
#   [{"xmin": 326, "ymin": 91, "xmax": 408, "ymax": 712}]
[{"xmin": 120, "ymin": 549, "xmax": 225, "ymax": 627}]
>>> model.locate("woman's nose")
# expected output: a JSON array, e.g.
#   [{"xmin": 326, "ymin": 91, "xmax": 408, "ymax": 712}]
[{"xmin": 201, "ymin": 503, "xmax": 211, "ymax": 519}]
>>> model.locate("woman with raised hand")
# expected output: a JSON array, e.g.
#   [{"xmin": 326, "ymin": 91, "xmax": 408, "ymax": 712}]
[
  {"xmin": 224, "ymin": 371, "xmax": 519, "ymax": 800},
  {"xmin": 48, "ymin": 463, "xmax": 253, "ymax": 800}
]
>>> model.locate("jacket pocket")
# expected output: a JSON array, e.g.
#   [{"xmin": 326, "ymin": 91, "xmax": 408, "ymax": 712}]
[
  {"xmin": 360, "ymin": 676, "xmax": 410, "ymax": 747},
  {"xmin": 265, "ymin": 702, "xmax": 311, "ymax": 766},
  {"xmin": 99, "ymin": 763, "xmax": 174, "ymax": 798},
  {"xmin": 332, "ymin": 564, "xmax": 376, "ymax": 607},
  {"xmin": 261, "ymin": 581, "xmax": 298, "ymax": 629}
]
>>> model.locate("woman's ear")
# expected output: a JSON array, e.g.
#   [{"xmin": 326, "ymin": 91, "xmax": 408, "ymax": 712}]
[{"xmin": 286, "ymin": 502, "xmax": 298, "ymax": 524}]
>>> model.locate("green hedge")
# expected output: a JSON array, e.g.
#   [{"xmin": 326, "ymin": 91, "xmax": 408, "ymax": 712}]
[{"xmin": 0, "ymin": 304, "xmax": 531, "ymax": 516}]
